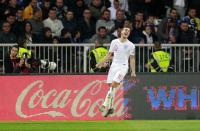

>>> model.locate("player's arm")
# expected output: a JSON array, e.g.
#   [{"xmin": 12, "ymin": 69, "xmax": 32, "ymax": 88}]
[
  {"xmin": 130, "ymin": 55, "xmax": 136, "ymax": 77},
  {"xmin": 96, "ymin": 52, "xmax": 113, "ymax": 68},
  {"xmin": 96, "ymin": 40, "xmax": 115, "ymax": 68}
]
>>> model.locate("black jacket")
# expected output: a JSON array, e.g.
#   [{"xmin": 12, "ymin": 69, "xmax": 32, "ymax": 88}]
[{"xmin": 4, "ymin": 54, "xmax": 20, "ymax": 73}]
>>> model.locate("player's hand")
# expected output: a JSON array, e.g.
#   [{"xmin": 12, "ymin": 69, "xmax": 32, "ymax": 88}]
[
  {"xmin": 95, "ymin": 61, "xmax": 104, "ymax": 68},
  {"xmin": 96, "ymin": 61, "xmax": 108, "ymax": 68},
  {"xmin": 130, "ymin": 73, "xmax": 137, "ymax": 83}
]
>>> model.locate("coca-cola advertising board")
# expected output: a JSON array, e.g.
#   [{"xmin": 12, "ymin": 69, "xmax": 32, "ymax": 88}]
[{"xmin": 0, "ymin": 75, "xmax": 129, "ymax": 120}]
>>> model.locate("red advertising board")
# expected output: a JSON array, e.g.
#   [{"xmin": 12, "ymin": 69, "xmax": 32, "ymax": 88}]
[{"xmin": 0, "ymin": 75, "xmax": 127, "ymax": 120}]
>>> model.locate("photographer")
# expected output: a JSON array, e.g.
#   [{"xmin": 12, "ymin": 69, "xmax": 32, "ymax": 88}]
[{"xmin": 4, "ymin": 45, "xmax": 31, "ymax": 74}]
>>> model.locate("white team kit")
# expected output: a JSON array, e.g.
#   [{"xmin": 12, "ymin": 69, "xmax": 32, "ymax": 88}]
[{"xmin": 107, "ymin": 38, "xmax": 135, "ymax": 83}]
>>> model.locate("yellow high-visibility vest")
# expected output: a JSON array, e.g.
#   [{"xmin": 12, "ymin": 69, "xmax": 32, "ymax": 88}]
[
  {"xmin": 91, "ymin": 47, "xmax": 108, "ymax": 63},
  {"xmin": 18, "ymin": 47, "xmax": 32, "ymax": 58},
  {"xmin": 150, "ymin": 51, "xmax": 171, "ymax": 72}
]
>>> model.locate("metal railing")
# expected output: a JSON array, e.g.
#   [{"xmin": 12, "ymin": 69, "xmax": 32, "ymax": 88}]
[{"xmin": 0, "ymin": 43, "xmax": 200, "ymax": 74}]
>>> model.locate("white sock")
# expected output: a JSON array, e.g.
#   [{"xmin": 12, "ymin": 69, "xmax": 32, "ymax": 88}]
[
  {"xmin": 103, "ymin": 87, "xmax": 115, "ymax": 107},
  {"xmin": 108, "ymin": 87, "xmax": 115, "ymax": 109}
]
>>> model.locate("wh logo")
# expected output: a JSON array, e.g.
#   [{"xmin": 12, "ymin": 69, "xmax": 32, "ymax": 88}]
[{"xmin": 145, "ymin": 86, "xmax": 199, "ymax": 110}]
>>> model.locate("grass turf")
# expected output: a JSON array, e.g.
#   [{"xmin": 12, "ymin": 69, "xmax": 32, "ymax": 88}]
[{"xmin": 0, "ymin": 120, "xmax": 200, "ymax": 131}]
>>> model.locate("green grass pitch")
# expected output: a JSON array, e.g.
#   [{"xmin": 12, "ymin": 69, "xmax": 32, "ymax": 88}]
[{"xmin": 0, "ymin": 120, "xmax": 200, "ymax": 131}]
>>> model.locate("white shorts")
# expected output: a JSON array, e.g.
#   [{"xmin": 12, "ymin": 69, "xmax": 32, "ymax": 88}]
[{"xmin": 107, "ymin": 64, "xmax": 128, "ymax": 84}]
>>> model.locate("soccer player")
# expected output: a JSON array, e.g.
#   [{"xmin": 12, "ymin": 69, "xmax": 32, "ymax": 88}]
[{"xmin": 96, "ymin": 26, "xmax": 136, "ymax": 117}]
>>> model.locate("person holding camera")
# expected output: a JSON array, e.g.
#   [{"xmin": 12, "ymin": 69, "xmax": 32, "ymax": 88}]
[{"xmin": 4, "ymin": 45, "xmax": 31, "ymax": 74}]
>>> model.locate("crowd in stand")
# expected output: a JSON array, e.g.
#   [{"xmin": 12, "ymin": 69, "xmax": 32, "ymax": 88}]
[
  {"xmin": 0, "ymin": 0, "xmax": 200, "ymax": 73},
  {"xmin": 0, "ymin": 0, "xmax": 200, "ymax": 45}
]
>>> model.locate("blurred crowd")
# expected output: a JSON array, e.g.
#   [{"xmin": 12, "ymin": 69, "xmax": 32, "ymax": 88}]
[
  {"xmin": 0, "ymin": 0, "xmax": 200, "ymax": 45},
  {"xmin": 1, "ymin": 0, "xmax": 200, "ymax": 73}
]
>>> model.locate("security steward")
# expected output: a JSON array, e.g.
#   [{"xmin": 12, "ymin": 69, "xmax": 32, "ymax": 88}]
[
  {"xmin": 148, "ymin": 42, "xmax": 175, "ymax": 72},
  {"xmin": 89, "ymin": 40, "xmax": 108, "ymax": 72}
]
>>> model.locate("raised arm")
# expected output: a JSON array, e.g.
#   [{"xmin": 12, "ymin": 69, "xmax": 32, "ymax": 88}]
[{"xmin": 96, "ymin": 52, "xmax": 113, "ymax": 68}]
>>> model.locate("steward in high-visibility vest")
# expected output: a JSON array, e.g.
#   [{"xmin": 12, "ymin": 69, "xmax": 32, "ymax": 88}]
[
  {"xmin": 17, "ymin": 47, "xmax": 32, "ymax": 58},
  {"xmin": 89, "ymin": 46, "xmax": 108, "ymax": 72},
  {"xmin": 148, "ymin": 42, "xmax": 175, "ymax": 72}
]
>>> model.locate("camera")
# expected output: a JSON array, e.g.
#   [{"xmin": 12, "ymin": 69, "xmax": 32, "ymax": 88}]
[
  {"xmin": 40, "ymin": 60, "xmax": 57, "ymax": 71},
  {"xmin": 21, "ymin": 52, "xmax": 57, "ymax": 71}
]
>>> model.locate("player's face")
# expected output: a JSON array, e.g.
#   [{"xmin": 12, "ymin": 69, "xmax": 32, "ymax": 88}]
[{"xmin": 121, "ymin": 27, "xmax": 130, "ymax": 38}]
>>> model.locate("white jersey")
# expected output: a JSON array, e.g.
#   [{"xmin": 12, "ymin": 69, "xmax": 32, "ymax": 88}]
[{"xmin": 109, "ymin": 38, "xmax": 135, "ymax": 66}]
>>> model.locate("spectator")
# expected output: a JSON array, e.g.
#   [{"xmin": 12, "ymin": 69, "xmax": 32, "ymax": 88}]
[
  {"xmin": 54, "ymin": 0, "xmax": 68, "ymax": 20},
  {"xmin": 130, "ymin": 11, "xmax": 144, "ymax": 43},
  {"xmin": 173, "ymin": 0, "xmax": 188, "ymax": 18},
  {"xmin": 13, "ymin": 8, "xmax": 25, "ymax": 36},
  {"xmin": 39, "ymin": 27, "xmax": 53, "ymax": 43},
  {"xmin": 108, "ymin": 0, "xmax": 121, "ymax": 20},
  {"xmin": 52, "ymin": 36, "xmax": 60, "ymax": 43},
  {"xmin": 0, "ymin": 21, "xmax": 16, "ymax": 43},
  {"xmin": 157, "ymin": 8, "xmax": 178, "ymax": 43},
  {"xmin": 0, "ymin": 21, "xmax": 17, "ymax": 60},
  {"xmin": 182, "ymin": 8, "xmax": 200, "ymax": 42},
  {"xmin": 109, "ymin": 0, "xmax": 129, "ymax": 13},
  {"xmin": 73, "ymin": 30, "xmax": 83, "ymax": 43},
  {"xmin": 4, "ymin": 0, "xmax": 20, "ymax": 16},
  {"xmin": 3, "ymin": 13, "xmax": 16, "ymax": 33},
  {"xmin": 20, "ymin": 21, "xmax": 37, "ymax": 44},
  {"xmin": 141, "ymin": 25, "xmax": 157, "ymax": 44},
  {"xmin": 145, "ymin": 15, "xmax": 159, "ymax": 33},
  {"xmin": 62, "ymin": 10, "xmax": 77, "ymax": 34},
  {"xmin": 138, "ymin": 24, "xmax": 157, "ymax": 72},
  {"xmin": 89, "ymin": 26, "xmax": 111, "ymax": 44},
  {"xmin": 188, "ymin": 0, "xmax": 200, "ymax": 18},
  {"xmin": 60, "ymin": 28, "xmax": 73, "ymax": 43},
  {"xmin": 114, "ymin": 9, "xmax": 126, "ymax": 29},
  {"xmin": 41, "ymin": 0, "xmax": 51, "ymax": 20},
  {"xmin": 43, "ymin": 7, "xmax": 64, "ymax": 37},
  {"xmin": 96, "ymin": 9, "xmax": 115, "ymax": 34},
  {"xmin": 72, "ymin": 0, "xmax": 88, "ymax": 20},
  {"xmin": 28, "ymin": 7, "xmax": 44, "ymax": 37},
  {"xmin": 89, "ymin": 0, "xmax": 104, "ymax": 21},
  {"xmin": 133, "ymin": 11, "xmax": 144, "ymax": 27},
  {"xmin": 89, "ymin": 40, "xmax": 108, "ymax": 72},
  {"xmin": 176, "ymin": 21, "xmax": 197, "ymax": 72},
  {"xmin": 176, "ymin": 21, "xmax": 196, "ymax": 43},
  {"xmin": 4, "ymin": 45, "xmax": 21, "ymax": 73},
  {"xmin": 182, "ymin": 8, "xmax": 198, "ymax": 31},
  {"xmin": 23, "ymin": 0, "xmax": 38, "ymax": 20},
  {"xmin": 4, "ymin": 43, "xmax": 35, "ymax": 74},
  {"xmin": 77, "ymin": 8, "xmax": 96, "ymax": 42},
  {"xmin": 15, "ymin": 8, "xmax": 24, "ymax": 22}
]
